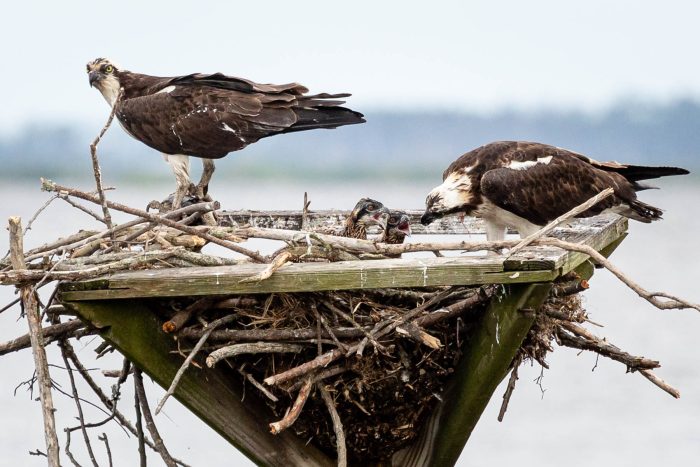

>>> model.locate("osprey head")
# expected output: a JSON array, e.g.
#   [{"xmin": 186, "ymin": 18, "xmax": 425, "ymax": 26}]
[
  {"xmin": 420, "ymin": 170, "xmax": 476, "ymax": 225},
  {"xmin": 86, "ymin": 58, "xmax": 122, "ymax": 106},
  {"xmin": 351, "ymin": 198, "xmax": 390, "ymax": 229},
  {"xmin": 387, "ymin": 211, "xmax": 411, "ymax": 237}
]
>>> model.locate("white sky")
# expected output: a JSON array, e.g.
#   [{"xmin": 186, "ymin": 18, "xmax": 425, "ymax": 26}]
[{"xmin": 2, "ymin": 0, "xmax": 700, "ymax": 133}]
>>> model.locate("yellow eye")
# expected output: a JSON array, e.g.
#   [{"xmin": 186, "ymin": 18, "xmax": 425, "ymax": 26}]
[{"xmin": 104, "ymin": 65, "xmax": 114, "ymax": 73}]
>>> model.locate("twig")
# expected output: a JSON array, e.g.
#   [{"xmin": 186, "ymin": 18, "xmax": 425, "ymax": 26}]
[
  {"xmin": 134, "ymin": 378, "xmax": 147, "ymax": 467},
  {"xmin": 98, "ymin": 433, "xmax": 113, "ymax": 467},
  {"xmin": 239, "ymin": 250, "xmax": 293, "ymax": 283},
  {"xmin": 269, "ymin": 377, "xmax": 313, "ymax": 434},
  {"xmin": 8, "ymin": 217, "xmax": 60, "ymax": 466},
  {"xmin": 0, "ymin": 319, "xmax": 87, "ymax": 356},
  {"xmin": 639, "ymin": 369, "xmax": 681, "ymax": 399},
  {"xmin": 508, "ymin": 188, "xmax": 615, "ymax": 254},
  {"xmin": 206, "ymin": 342, "xmax": 304, "ymax": 368},
  {"xmin": 540, "ymin": 237, "xmax": 700, "ymax": 312},
  {"xmin": 317, "ymin": 383, "xmax": 347, "ymax": 467},
  {"xmin": 162, "ymin": 297, "xmax": 216, "ymax": 334},
  {"xmin": 89, "ymin": 87, "xmax": 123, "ymax": 233},
  {"xmin": 133, "ymin": 368, "xmax": 177, "ymax": 467},
  {"xmin": 59, "ymin": 340, "xmax": 100, "ymax": 467},
  {"xmin": 239, "ymin": 367, "xmax": 278, "ymax": 402},
  {"xmin": 557, "ymin": 322, "xmax": 660, "ymax": 370},
  {"xmin": 156, "ymin": 314, "xmax": 240, "ymax": 414},
  {"xmin": 42, "ymin": 179, "xmax": 265, "ymax": 262},
  {"xmin": 312, "ymin": 304, "xmax": 348, "ymax": 352},
  {"xmin": 24, "ymin": 194, "xmax": 60, "ymax": 234},
  {"xmin": 498, "ymin": 356, "xmax": 522, "ymax": 422},
  {"xmin": 59, "ymin": 195, "xmax": 106, "ymax": 224}
]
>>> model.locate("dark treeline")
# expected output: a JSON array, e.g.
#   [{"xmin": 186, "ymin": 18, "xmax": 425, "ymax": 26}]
[{"xmin": 2, "ymin": 100, "xmax": 698, "ymax": 181}]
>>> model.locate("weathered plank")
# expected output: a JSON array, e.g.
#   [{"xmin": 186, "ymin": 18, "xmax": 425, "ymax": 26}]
[
  {"xmin": 503, "ymin": 215, "xmax": 628, "ymax": 273},
  {"xmin": 65, "ymin": 299, "xmax": 332, "ymax": 467},
  {"xmin": 392, "ymin": 283, "xmax": 552, "ymax": 467},
  {"xmin": 219, "ymin": 209, "xmax": 518, "ymax": 235},
  {"xmin": 59, "ymin": 256, "xmax": 558, "ymax": 301}
]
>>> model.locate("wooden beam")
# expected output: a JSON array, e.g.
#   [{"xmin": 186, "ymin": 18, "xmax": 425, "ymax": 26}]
[
  {"xmin": 392, "ymin": 283, "xmax": 552, "ymax": 467},
  {"xmin": 65, "ymin": 299, "xmax": 332, "ymax": 467},
  {"xmin": 218, "ymin": 209, "xmax": 516, "ymax": 235},
  {"xmin": 59, "ymin": 256, "xmax": 558, "ymax": 301}
]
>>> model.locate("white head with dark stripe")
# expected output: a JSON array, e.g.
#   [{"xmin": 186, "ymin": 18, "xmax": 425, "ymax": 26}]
[
  {"xmin": 421, "ymin": 167, "xmax": 477, "ymax": 225},
  {"xmin": 86, "ymin": 58, "xmax": 122, "ymax": 106}
]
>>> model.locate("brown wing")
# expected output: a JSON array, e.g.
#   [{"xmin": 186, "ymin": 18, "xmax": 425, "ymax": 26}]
[
  {"xmin": 116, "ymin": 72, "xmax": 363, "ymax": 158},
  {"xmin": 479, "ymin": 154, "xmax": 636, "ymax": 226}
]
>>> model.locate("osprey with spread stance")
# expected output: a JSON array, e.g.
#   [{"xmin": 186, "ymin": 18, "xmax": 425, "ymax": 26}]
[
  {"xmin": 86, "ymin": 58, "xmax": 365, "ymax": 208},
  {"xmin": 421, "ymin": 141, "xmax": 689, "ymax": 241}
]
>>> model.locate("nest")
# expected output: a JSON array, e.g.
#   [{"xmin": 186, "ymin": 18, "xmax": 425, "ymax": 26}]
[{"xmin": 151, "ymin": 279, "xmax": 585, "ymax": 462}]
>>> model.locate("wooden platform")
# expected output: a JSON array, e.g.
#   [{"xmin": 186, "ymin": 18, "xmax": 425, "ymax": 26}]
[
  {"xmin": 60, "ymin": 215, "xmax": 627, "ymax": 302},
  {"xmin": 58, "ymin": 213, "xmax": 629, "ymax": 467}
]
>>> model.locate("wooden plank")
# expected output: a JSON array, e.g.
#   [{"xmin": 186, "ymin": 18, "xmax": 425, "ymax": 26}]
[
  {"xmin": 65, "ymin": 299, "xmax": 332, "ymax": 467},
  {"xmin": 59, "ymin": 256, "xmax": 558, "ymax": 301},
  {"xmin": 219, "ymin": 209, "xmax": 519, "ymax": 235},
  {"xmin": 392, "ymin": 283, "xmax": 552, "ymax": 467},
  {"xmin": 503, "ymin": 215, "xmax": 628, "ymax": 272}
]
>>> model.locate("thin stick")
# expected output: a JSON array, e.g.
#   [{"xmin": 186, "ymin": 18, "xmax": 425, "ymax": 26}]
[
  {"xmin": 89, "ymin": 87, "xmax": 123, "ymax": 233},
  {"xmin": 59, "ymin": 195, "xmax": 106, "ymax": 224},
  {"xmin": 98, "ymin": 433, "xmax": 113, "ymax": 467},
  {"xmin": 540, "ymin": 237, "xmax": 700, "ymax": 312},
  {"xmin": 155, "ymin": 314, "xmax": 240, "ymax": 415},
  {"xmin": 318, "ymin": 383, "xmax": 347, "ymax": 467},
  {"xmin": 24, "ymin": 194, "xmax": 60, "ymax": 234},
  {"xmin": 509, "ymin": 188, "xmax": 615, "ymax": 254},
  {"xmin": 269, "ymin": 377, "xmax": 313, "ymax": 434},
  {"xmin": 42, "ymin": 179, "xmax": 265, "ymax": 262},
  {"xmin": 239, "ymin": 368, "xmax": 278, "ymax": 402},
  {"xmin": 133, "ymin": 368, "xmax": 177, "ymax": 467},
  {"xmin": 134, "ymin": 379, "xmax": 147, "ymax": 467},
  {"xmin": 497, "ymin": 356, "xmax": 521, "ymax": 422},
  {"xmin": 59, "ymin": 340, "xmax": 100, "ymax": 467},
  {"xmin": 8, "ymin": 217, "xmax": 60, "ymax": 466},
  {"xmin": 239, "ymin": 250, "xmax": 293, "ymax": 283},
  {"xmin": 639, "ymin": 369, "xmax": 681, "ymax": 399},
  {"xmin": 0, "ymin": 319, "xmax": 86, "ymax": 356},
  {"xmin": 206, "ymin": 342, "xmax": 304, "ymax": 368}
]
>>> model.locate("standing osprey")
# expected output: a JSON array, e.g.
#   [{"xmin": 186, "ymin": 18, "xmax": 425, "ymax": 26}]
[
  {"xmin": 86, "ymin": 58, "xmax": 365, "ymax": 208},
  {"xmin": 421, "ymin": 141, "xmax": 689, "ymax": 241}
]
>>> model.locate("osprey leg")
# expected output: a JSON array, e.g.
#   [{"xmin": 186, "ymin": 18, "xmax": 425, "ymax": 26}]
[
  {"xmin": 163, "ymin": 154, "xmax": 191, "ymax": 210},
  {"xmin": 196, "ymin": 159, "xmax": 216, "ymax": 201}
]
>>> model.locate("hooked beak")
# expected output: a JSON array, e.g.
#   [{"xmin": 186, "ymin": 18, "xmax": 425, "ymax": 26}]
[
  {"xmin": 420, "ymin": 211, "xmax": 440, "ymax": 225},
  {"xmin": 374, "ymin": 207, "xmax": 390, "ymax": 227},
  {"xmin": 88, "ymin": 71, "xmax": 104, "ymax": 87}
]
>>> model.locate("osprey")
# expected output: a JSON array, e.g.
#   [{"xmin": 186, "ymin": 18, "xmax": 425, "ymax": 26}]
[
  {"xmin": 421, "ymin": 141, "xmax": 689, "ymax": 241},
  {"xmin": 86, "ymin": 58, "xmax": 365, "ymax": 208}
]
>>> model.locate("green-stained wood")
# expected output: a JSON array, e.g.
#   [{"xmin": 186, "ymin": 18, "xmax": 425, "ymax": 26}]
[
  {"xmin": 59, "ymin": 256, "xmax": 558, "ymax": 301},
  {"xmin": 64, "ymin": 299, "xmax": 332, "ymax": 467},
  {"xmin": 392, "ymin": 283, "xmax": 552, "ymax": 467},
  {"xmin": 503, "ymin": 215, "xmax": 628, "ymax": 272}
]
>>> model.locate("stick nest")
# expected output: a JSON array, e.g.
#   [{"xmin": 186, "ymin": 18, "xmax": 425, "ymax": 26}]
[{"xmin": 152, "ymin": 280, "xmax": 583, "ymax": 462}]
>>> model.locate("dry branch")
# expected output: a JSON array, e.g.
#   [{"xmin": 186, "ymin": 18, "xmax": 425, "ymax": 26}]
[
  {"xmin": 134, "ymin": 368, "xmax": 177, "ymax": 467},
  {"xmin": 206, "ymin": 342, "xmax": 304, "ymax": 368},
  {"xmin": 0, "ymin": 319, "xmax": 87, "ymax": 356},
  {"xmin": 41, "ymin": 179, "xmax": 265, "ymax": 262},
  {"xmin": 8, "ymin": 217, "xmax": 60, "ymax": 466},
  {"xmin": 318, "ymin": 383, "xmax": 347, "ymax": 467},
  {"xmin": 269, "ymin": 377, "xmax": 314, "ymax": 434}
]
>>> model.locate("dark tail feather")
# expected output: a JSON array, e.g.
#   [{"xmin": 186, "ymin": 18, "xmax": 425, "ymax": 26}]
[
  {"xmin": 281, "ymin": 106, "xmax": 366, "ymax": 133},
  {"xmin": 613, "ymin": 164, "xmax": 689, "ymax": 182}
]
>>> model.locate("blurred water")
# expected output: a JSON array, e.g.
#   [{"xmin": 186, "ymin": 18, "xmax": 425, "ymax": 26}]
[{"xmin": 0, "ymin": 177, "xmax": 698, "ymax": 467}]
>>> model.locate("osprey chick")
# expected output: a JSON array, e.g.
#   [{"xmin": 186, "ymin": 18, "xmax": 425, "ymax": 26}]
[
  {"xmin": 86, "ymin": 58, "xmax": 365, "ymax": 208},
  {"xmin": 341, "ymin": 198, "xmax": 390, "ymax": 239},
  {"xmin": 421, "ymin": 141, "xmax": 689, "ymax": 241},
  {"xmin": 381, "ymin": 210, "xmax": 411, "ymax": 244}
]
